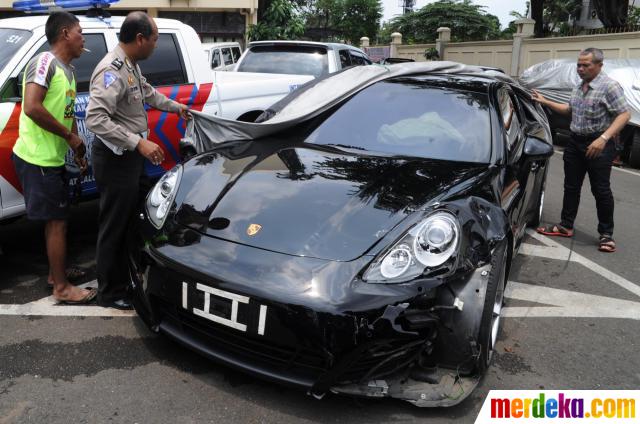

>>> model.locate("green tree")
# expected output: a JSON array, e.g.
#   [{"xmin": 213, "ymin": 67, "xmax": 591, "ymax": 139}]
[
  {"xmin": 528, "ymin": 0, "xmax": 582, "ymax": 37},
  {"xmin": 628, "ymin": 5, "xmax": 640, "ymax": 26},
  {"xmin": 531, "ymin": 0, "xmax": 543, "ymax": 37},
  {"xmin": 338, "ymin": 0, "xmax": 383, "ymax": 44},
  {"xmin": 542, "ymin": 0, "xmax": 582, "ymax": 34},
  {"xmin": 302, "ymin": 0, "xmax": 343, "ymax": 41},
  {"xmin": 248, "ymin": 0, "xmax": 306, "ymax": 41},
  {"xmin": 593, "ymin": 0, "xmax": 629, "ymax": 27},
  {"xmin": 387, "ymin": 0, "xmax": 502, "ymax": 43}
]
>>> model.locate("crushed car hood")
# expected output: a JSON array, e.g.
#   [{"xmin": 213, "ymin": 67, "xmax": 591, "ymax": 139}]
[{"xmin": 174, "ymin": 142, "xmax": 488, "ymax": 261}]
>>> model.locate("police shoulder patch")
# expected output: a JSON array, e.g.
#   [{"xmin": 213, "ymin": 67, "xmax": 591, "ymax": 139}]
[
  {"xmin": 110, "ymin": 58, "xmax": 124, "ymax": 70},
  {"xmin": 104, "ymin": 71, "xmax": 118, "ymax": 88}
]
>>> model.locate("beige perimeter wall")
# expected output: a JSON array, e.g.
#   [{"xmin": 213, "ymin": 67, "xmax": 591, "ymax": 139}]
[
  {"xmin": 444, "ymin": 40, "xmax": 513, "ymax": 71},
  {"xmin": 396, "ymin": 44, "xmax": 436, "ymax": 61},
  {"xmin": 521, "ymin": 32, "xmax": 640, "ymax": 71},
  {"xmin": 399, "ymin": 32, "xmax": 640, "ymax": 76}
]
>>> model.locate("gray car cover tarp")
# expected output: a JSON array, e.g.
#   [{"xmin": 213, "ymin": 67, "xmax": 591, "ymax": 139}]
[
  {"xmin": 519, "ymin": 58, "xmax": 640, "ymax": 127},
  {"xmin": 184, "ymin": 61, "xmax": 517, "ymax": 153}
]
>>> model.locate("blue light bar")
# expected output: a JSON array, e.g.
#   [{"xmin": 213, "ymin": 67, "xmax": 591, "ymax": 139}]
[{"xmin": 13, "ymin": 0, "xmax": 119, "ymax": 13}]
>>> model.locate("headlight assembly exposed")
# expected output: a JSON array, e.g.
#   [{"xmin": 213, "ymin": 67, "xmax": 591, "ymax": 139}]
[
  {"xmin": 363, "ymin": 211, "xmax": 460, "ymax": 283},
  {"xmin": 145, "ymin": 165, "xmax": 182, "ymax": 229}
]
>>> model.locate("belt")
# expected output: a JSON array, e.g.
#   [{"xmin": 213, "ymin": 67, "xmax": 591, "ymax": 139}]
[
  {"xmin": 571, "ymin": 132, "xmax": 602, "ymax": 141},
  {"xmin": 97, "ymin": 130, "xmax": 148, "ymax": 155}
]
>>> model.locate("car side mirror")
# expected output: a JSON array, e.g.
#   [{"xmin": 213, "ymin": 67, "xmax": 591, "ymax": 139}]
[
  {"xmin": 524, "ymin": 135, "xmax": 554, "ymax": 160},
  {"xmin": 179, "ymin": 137, "xmax": 197, "ymax": 162}
]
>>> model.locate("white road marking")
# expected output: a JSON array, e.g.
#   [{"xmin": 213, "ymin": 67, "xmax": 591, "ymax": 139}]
[
  {"xmin": 503, "ymin": 281, "xmax": 640, "ymax": 320},
  {"xmin": 523, "ymin": 229, "xmax": 640, "ymax": 298},
  {"xmin": 0, "ymin": 281, "xmax": 135, "ymax": 317}
]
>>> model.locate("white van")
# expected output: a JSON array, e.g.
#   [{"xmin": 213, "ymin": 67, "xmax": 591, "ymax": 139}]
[{"xmin": 202, "ymin": 42, "xmax": 242, "ymax": 71}]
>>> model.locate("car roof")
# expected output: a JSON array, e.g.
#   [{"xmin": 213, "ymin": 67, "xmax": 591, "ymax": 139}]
[
  {"xmin": 248, "ymin": 40, "xmax": 366, "ymax": 54},
  {"xmin": 0, "ymin": 15, "xmax": 184, "ymax": 31},
  {"xmin": 202, "ymin": 42, "xmax": 241, "ymax": 49}
]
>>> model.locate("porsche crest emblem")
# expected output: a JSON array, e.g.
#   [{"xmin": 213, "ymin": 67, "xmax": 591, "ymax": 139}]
[{"xmin": 247, "ymin": 224, "xmax": 262, "ymax": 236}]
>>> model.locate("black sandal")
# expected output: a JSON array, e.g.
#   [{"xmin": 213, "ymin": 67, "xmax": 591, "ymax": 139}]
[{"xmin": 598, "ymin": 235, "xmax": 616, "ymax": 253}]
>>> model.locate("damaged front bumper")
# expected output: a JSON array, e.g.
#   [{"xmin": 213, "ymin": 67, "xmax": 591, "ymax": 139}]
[{"xmin": 130, "ymin": 224, "xmax": 495, "ymax": 407}]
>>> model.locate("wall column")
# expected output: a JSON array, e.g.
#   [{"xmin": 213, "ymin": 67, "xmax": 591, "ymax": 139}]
[
  {"xmin": 511, "ymin": 18, "xmax": 535, "ymax": 76},
  {"xmin": 436, "ymin": 27, "xmax": 451, "ymax": 60},
  {"xmin": 390, "ymin": 32, "xmax": 402, "ymax": 57}
]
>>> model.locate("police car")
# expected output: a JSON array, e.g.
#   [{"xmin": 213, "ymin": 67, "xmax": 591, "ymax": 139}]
[{"xmin": 0, "ymin": 0, "xmax": 313, "ymax": 221}]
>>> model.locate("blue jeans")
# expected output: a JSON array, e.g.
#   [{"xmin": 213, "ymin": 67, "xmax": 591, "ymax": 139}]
[{"xmin": 560, "ymin": 133, "xmax": 615, "ymax": 236}]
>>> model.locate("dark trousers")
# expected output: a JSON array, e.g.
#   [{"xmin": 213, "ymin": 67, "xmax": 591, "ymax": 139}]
[
  {"xmin": 92, "ymin": 141, "xmax": 145, "ymax": 302},
  {"xmin": 560, "ymin": 133, "xmax": 615, "ymax": 236}
]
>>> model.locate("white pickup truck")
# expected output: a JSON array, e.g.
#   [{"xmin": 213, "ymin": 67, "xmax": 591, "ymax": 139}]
[{"xmin": 0, "ymin": 14, "xmax": 312, "ymax": 221}]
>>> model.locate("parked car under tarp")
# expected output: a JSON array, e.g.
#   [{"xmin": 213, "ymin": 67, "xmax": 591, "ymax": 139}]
[{"xmin": 520, "ymin": 58, "xmax": 640, "ymax": 167}]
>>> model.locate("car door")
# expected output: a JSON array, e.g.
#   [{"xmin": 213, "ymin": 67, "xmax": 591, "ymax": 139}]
[
  {"xmin": 0, "ymin": 29, "xmax": 109, "ymax": 211},
  {"xmin": 497, "ymin": 85, "xmax": 534, "ymax": 244},
  {"xmin": 516, "ymin": 89, "xmax": 551, "ymax": 224}
]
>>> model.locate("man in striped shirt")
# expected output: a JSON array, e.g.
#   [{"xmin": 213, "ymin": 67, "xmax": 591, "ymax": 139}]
[{"xmin": 532, "ymin": 47, "xmax": 630, "ymax": 253}]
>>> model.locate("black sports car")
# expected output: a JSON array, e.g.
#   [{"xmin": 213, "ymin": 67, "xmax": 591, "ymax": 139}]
[{"xmin": 130, "ymin": 63, "xmax": 553, "ymax": 407}]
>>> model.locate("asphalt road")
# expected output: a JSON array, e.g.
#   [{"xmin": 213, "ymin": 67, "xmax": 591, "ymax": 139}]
[{"xmin": 1, "ymin": 151, "xmax": 639, "ymax": 423}]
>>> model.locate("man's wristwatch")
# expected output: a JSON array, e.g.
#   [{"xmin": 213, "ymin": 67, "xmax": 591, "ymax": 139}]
[{"xmin": 600, "ymin": 134, "xmax": 610, "ymax": 142}]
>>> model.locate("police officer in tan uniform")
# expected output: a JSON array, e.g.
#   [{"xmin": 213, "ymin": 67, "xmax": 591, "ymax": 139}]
[{"xmin": 86, "ymin": 11, "xmax": 189, "ymax": 310}]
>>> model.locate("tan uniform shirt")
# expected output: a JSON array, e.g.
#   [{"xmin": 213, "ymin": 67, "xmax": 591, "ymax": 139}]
[{"xmin": 86, "ymin": 44, "xmax": 181, "ymax": 152}]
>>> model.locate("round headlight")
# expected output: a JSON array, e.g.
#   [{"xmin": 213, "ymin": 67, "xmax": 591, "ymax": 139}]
[
  {"xmin": 380, "ymin": 247, "xmax": 412, "ymax": 279},
  {"xmin": 146, "ymin": 166, "xmax": 182, "ymax": 229},
  {"xmin": 413, "ymin": 212, "xmax": 458, "ymax": 267},
  {"xmin": 418, "ymin": 216, "xmax": 455, "ymax": 252}
]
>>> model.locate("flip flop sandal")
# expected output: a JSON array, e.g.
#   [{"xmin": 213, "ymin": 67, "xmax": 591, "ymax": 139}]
[
  {"xmin": 65, "ymin": 266, "xmax": 87, "ymax": 281},
  {"xmin": 55, "ymin": 288, "xmax": 97, "ymax": 305},
  {"xmin": 598, "ymin": 236, "xmax": 616, "ymax": 253},
  {"xmin": 536, "ymin": 224, "xmax": 574, "ymax": 237},
  {"xmin": 47, "ymin": 266, "xmax": 88, "ymax": 288}
]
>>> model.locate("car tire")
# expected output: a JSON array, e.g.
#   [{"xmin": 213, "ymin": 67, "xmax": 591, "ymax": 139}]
[
  {"xmin": 476, "ymin": 241, "xmax": 508, "ymax": 374},
  {"xmin": 628, "ymin": 128, "xmax": 640, "ymax": 169}
]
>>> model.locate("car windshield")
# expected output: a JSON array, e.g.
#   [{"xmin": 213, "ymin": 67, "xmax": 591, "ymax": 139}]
[
  {"xmin": 0, "ymin": 29, "xmax": 32, "ymax": 72},
  {"xmin": 305, "ymin": 79, "xmax": 492, "ymax": 163},
  {"xmin": 236, "ymin": 45, "xmax": 328, "ymax": 77}
]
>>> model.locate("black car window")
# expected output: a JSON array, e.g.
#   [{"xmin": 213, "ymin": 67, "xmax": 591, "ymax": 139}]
[
  {"xmin": 338, "ymin": 49, "xmax": 351, "ymax": 68},
  {"xmin": 221, "ymin": 47, "xmax": 233, "ymax": 65},
  {"xmin": 211, "ymin": 49, "xmax": 221, "ymax": 68},
  {"xmin": 0, "ymin": 29, "xmax": 31, "ymax": 72},
  {"xmin": 138, "ymin": 33, "xmax": 187, "ymax": 86},
  {"xmin": 349, "ymin": 51, "xmax": 371, "ymax": 66},
  {"xmin": 231, "ymin": 47, "xmax": 242, "ymax": 62},
  {"xmin": 305, "ymin": 79, "xmax": 492, "ymax": 163},
  {"xmin": 237, "ymin": 45, "xmax": 329, "ymax": 77},
  {"xmin": 31, "ymin": 33, "xmax": 108, "ymax": 93}
]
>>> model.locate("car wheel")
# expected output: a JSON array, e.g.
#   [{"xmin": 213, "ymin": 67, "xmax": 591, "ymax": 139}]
[
  {"xmin": 476, "ymin": 242, "xmax": 508, "ymax": 374},
  {"xmin": 628, "ymin": 128, "xmax": 640, "ymax": 169}
]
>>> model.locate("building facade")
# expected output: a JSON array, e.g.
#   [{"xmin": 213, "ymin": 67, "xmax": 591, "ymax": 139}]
[{"xmin": 0, "ymin": 0, "xmax": 258, "ymax": 44}]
